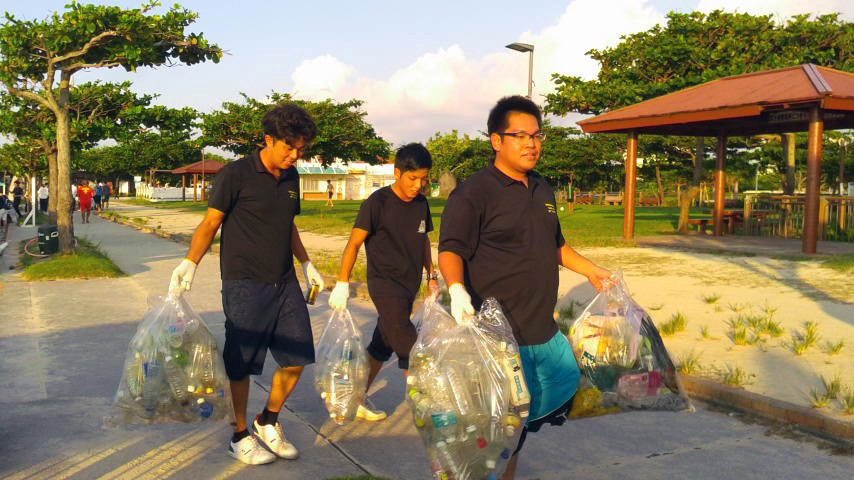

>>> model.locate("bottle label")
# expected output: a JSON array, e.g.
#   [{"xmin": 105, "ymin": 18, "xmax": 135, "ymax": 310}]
[
  {"xmin": 431, "ymin": 412, "xmax": 458, "ymax": 428},
  {"xmin": 503, "ymin": 354, "xmax": 530, "ymax": 405}
]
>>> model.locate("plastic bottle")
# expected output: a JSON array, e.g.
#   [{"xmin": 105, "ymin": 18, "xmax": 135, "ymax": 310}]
[
  {"xmin": 142, "ymin": 360, "xmax": 163, "ymax": 416},
  {"xmin": 125, "ymin": 354, "xmax": 143, "ymax": 398},
  {"xmin": 443, "ymin": 363, "xmax": 474, "ymax": 426},
  {"xmin": 500, "ymin": 342, "xmax": 530, "ymax": 417},
  {"xmin": 434, "ymin": 439, "xmax": 462, "ymax": 479},
  {"xmin": 164, "ymin": 315, "xmax": 185, "ymax": 348},
  {"xmin": 163, "ymin": 355, "xmax": 190, "ymax": 404}
]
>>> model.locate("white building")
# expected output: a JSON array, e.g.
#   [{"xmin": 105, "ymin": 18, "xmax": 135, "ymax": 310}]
[{"xmin": 296, "ymin": 159, "xmax": 396, "ymax": 200}]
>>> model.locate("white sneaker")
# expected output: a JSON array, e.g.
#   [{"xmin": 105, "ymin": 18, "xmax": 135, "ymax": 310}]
[
  {"xmin": 253, "ymin": 417, "xmax": 299, "ymax": 459},
  {"xmin": 228, "ymin": 435, "xmax": 276, "ymax": 465},
  {"xmin": 356, "ymin": 403, "xmax": 387, "ymax": 421}
]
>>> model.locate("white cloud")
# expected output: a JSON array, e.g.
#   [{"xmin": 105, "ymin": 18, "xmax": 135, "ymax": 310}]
[{"xmin": 697, "ymin": 0, "xmax": 853, "ymax": 20}]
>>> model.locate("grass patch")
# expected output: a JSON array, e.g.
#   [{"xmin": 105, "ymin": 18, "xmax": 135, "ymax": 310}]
[
  {"xmin": 22, "ymin": 238, "xmax": 125, "ymax": 281},
  {"xmin": 821, "ymin": 253, "xmax": 854, "ymax": 273},
  {"xmin": 728, "ymin": 326, "xmax": 750, "ymax": 346},
  {"xmin": 698, "ymin": 324, "xmax": 713, "ymax": 340},
  {"xmin": 555, "ymin": 300, "xmax": 583, "ymax": 335},
  {"xmin": 718, "ymin": 364, "xmax": 754, "ymax": 388},
  {"xmin": 659, "ymin": 312, "xmax": 687, "ymax": 336},
  {"xmin": 677, "ymin": 350, "xmax": 702, "ymax": 375},
  {"xmin": 759, "ymin": 318, "xmax": 784, "ymax": 338},
  {"xmin": 726, "ymin": 302, "xmax": 748, "ymax": 314},
  {"xmin": 309, "ymin": 250, "xmax": 367, "ymax": 283},
  {"xmin": 821, "ymin": 374, "xmax": 843, "ymax": 399},
  {"xmin": 809, "ymin": 388, "xmax": 830, "ymax": 408},
  {"xmin": 789, "ymin": 321, "xmax": 821, "ymax": 355},
  {"xmin": 840, "ymin": 388, "xmax": 854, "ymax": 415},
  {"xmin": 822, "ymin": 339, "xmax": 845, "ymax": 355},
  {"xmin": 701, "ymin": 293, "xmax": 720, "ymax": 304},
  {"xmin": 647, "ymin": 304, "xmax": 664, "ymax": 311}
]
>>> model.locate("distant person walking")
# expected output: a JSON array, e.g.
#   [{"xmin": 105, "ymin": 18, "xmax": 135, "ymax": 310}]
[
  {"xmin": 102, "ymin": 182, "xmax": 111, "ymax": 209},
  {"xmin": 325, "ymin": 180, "xmax": 335, "ymax": 207},
  {"xmin": 77, "ymin": 180, "xmax": 95, "ymax": 223},
  {"xmin": 94, "ymin": 182, "xmax": 103, "ymax": 212},
  {"xmin": 38, "ymin": 183, "xmax": 49, "ymax": 213},
  {"xmin": 11, "ymin": 180, "xmax": 23, "ymax": 218}
]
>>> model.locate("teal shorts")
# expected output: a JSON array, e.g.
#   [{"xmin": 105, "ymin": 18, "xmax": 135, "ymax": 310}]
[{"xmin": 519, "ymin": 331, "xmax": 580, "ymax": 423}]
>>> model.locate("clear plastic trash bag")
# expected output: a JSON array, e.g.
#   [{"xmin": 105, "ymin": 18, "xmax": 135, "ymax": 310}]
[
  {"xmin": 314, "ymin": 308, "xmax": 370, "ymax": 425},
  {"xmin": 567, "ymin": 270, "xmax": 693, "ymax": 418},
  {"xmin": 408, "ymin": 297, "xmax": 529, "ymax": 480},
  {"xmin": 107, "ymin": 294, "xmax": 233, "ymax": 426}
]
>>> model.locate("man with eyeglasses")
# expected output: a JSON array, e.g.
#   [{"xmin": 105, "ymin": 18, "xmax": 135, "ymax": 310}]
[
  {"xmin": 169, "ymin": 104, "xmax": 326, "ymax": 465},
  {"xmin": 439, "ymin": 95, "xmax": 611, "ymax": 479}
]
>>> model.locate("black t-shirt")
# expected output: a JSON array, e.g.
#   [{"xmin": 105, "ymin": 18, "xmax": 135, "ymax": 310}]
[
  {"xmin": 355, "ymin": 186, "xmax": 433, "ymax": 298},
  {"xmin": 12, "ymin": 187, "xmax": 23, "ymax": 203},
  {"xmin": 439, "ymin": 163, "xmax": 565, "ymax": 346},
  {"xmin": 209, "ymin": 151, "xmax": 301, "ymax": 284}
]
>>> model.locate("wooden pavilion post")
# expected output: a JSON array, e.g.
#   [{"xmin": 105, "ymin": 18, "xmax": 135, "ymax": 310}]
[
  {"xmin": 802, "ymin": 106, "xmax": 824, "ymax": 254},
  {"xmin": 193, "ymin": 174, "xmax": 198, "ymax": 202},
  {"xmin": 181, "ymin": 175, "xmax": 186, "ymax": 202},
  {"xmin": 623, "ymin": 131, "xmax": 638, "ymax": 240},
  {"xmin": 713, "ymin": 133, "xmax": 728, "ymax": 236},
  {"xmin": 200, "ymin": 151, "xmax": 206, "ymax": 203}
]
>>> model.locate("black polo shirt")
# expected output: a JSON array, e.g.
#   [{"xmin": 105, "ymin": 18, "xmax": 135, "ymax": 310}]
[
  {"xmin": 439, "ymin": 163, "xmax": 565, "ymax": 346},
  {"xmin": 355, "ymin": 186, "xmax": 433, "ymax": 299},
  {"xmin": 209, "ymin": 150, "xmax": 301, "ymax": 284}
]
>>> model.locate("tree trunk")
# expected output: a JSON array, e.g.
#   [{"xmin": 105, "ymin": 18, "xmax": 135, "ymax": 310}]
[
  {"xmin": 55, "ymin": 108, "xmax": 75, "ymax": 253},
  {"xmin": 677, "ymin": 137, "xmax": 705, "ymax": 233},
  {"xmin": 782, "ymin": 133, "xmax": 796, "ymax": 195},
  {"xmin": 655, "ymin": 165, "xmax": 664, "ymax": 203},
  {"xmin": 47, "ymin": 149, "xmax": 58, "ymax": 223}
]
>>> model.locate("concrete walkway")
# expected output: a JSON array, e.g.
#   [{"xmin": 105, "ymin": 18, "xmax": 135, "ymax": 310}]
[{"xmin": 0, "ymin": 214, "xmax": 852, "ymax": 479}]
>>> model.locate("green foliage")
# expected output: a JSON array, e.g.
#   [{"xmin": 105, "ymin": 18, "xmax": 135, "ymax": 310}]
[
  {"xmin": 701, "ymin": 293, "xmax": 720, "ymax": 304},
  {"xmin": 728, "ymin": 326, "xmax": 749, "ymax": 346},
  {"xmin": 789, "ymin": 321, "xmax": 821, "ymax": 355},
  {"xmin": 659, "ymin": 312, "xmax": 687, "ymax": 336},
  {"xmin": 718, "ymin": 364, "xmax": 754, "ymax": 388},
  {"xmin": 809, "ymin": 388, "xmax": 830, "ymax": 408},
  {"xmin": 425, "ymin": 129, "xmax": 491, "ymax": 182},
  {"xmin": 21, "ymin": 237, "xmax": 125, "ymax": 280},
  {"xmin": 201, "ymin": 92, "xmax": 390, "ymax": 165},
  {"xmin": 677, "ymin": 350, "xmax": 702, "ymax": 375},
  {"xmin": 823, "ymin": 340, "xmax": 845, "ymax": 355},
  {"xmin": 822, "ymin": 254, "xmax": 854, "ymax": 273},
  {"xmin": 840, "ymin": 387, "xmax": 854, "ymax": 415}
]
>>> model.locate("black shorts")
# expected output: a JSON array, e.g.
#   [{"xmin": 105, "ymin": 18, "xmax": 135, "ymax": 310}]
[
  {"xmin": 221, "ymin": 270, "xmax": 314, "ymax": 380},
  {"xmin": 513, "ymin": 393, "xmax": 576, "ymax": 456},
  {"xmin": 366, "ymin": 295, "xmax": 416, "ymax": 369},
  {"xmin": 327, "ymin": 191, "xmax": 333, "ymax": 199}
]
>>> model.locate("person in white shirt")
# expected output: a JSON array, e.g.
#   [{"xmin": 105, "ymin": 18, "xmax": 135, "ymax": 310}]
[{"xmin": 38, "ymin": 183, "xmax": 49, "ymax": 213}]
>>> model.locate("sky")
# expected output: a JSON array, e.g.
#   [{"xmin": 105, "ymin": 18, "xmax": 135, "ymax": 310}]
[{"xmin": 3, "ymin": 0, "xmax": 853, "ymax": 152}]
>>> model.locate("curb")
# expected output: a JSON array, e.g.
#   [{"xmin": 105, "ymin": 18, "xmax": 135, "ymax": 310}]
[{"xmin": 679, "ymin": 374, "xmax": 854, "ymax": 445}]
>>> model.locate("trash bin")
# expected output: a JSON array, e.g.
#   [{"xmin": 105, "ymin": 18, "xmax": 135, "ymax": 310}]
[{"xmin": 37, "ymin": 224, "xmax": 59, "ymax": 255}]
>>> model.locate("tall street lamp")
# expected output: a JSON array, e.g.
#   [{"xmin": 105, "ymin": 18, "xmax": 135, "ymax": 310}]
[{"xmin": 505, "ymin": 42, "xmax": 534, "ymax": 99}]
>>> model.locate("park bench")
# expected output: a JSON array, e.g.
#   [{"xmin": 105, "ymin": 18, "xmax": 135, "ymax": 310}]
[{"xmin": 687, "ymin": 218, "xmax": 710, "ymax": 234}]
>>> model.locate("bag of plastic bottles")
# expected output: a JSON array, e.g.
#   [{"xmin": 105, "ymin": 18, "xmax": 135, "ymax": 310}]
[
  {"xmin": 314, "ymin": 308, "xmax": 370, "ymax": 425},
  {"xmin": 408, "ymin": 297, "xmax": 529, "ymax": 480},
  {"xmin": 567, "ymin": 270, "xmax": 693, "ymax": 418},
  {"xmin": 107, "ymin": 294, "xmax": 233, "ymax": 426}
]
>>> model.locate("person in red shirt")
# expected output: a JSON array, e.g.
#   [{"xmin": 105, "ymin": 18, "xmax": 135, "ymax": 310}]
[{"xmin": 77, "ymin": 180, "xmax": 95, "ymax": 223}]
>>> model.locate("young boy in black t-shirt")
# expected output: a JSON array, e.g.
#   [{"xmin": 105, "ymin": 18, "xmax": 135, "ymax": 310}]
[{"xmin": 328, "ymin": 143, "xmax": 439, "ymax": 421}]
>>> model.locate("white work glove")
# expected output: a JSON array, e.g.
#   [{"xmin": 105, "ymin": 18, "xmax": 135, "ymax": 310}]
[
  {"xmin": 301, "ymin": 261, "xmax": 325, "ymax": 293},
  {"xmin": 448, "ymin": 283, "xmax": 475, "ymax": 325},
  {"xmin": 169, "ymin": 258, "xmax": 197, "ymax": 295},
  {"xmin": 328, "ymin": 282, "xmax": 350, "ymax": 310}
]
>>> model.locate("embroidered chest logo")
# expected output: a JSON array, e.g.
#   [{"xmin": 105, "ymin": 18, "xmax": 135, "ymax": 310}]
[
  {"xmin": 288, "ymin": 190, "xmax": 298, "ymax": 200},
  {"xmin": 418, "ymin": 220, "xmax": 426, "ymax": 233},
  {"xmin": 545, "ymin": 203, "xmax": 556, "ymax": 214}
]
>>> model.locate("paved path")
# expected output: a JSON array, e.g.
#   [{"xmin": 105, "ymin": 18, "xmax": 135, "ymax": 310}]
[{"xmin": 0, "ymin": 214, "xmax": 852, "ymax": 479}]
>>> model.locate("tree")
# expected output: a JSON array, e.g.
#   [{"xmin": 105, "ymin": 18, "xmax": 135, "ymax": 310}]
[
  {"xmin": 0, "ymin": 81, "xmax": 161, "ymax": 219},
  {"xmin": 545, "ymin": 10, "xmax": 853, "ymax": 231},
  {"xmin": 425, "ymin": 130, "xmax": 491, "ymax": 183},
  {"xmin": 202, "ymin": 92, "xmax": 390, "ymax": 165},
  {"xmin": 0, "ymin": 1, "xmax": 221, "ymax": 252}
]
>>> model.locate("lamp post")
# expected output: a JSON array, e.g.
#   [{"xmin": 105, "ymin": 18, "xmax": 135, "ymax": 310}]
[{"xmin": 505, "ymin": 42, "xmax": 534, "ymax": 99}]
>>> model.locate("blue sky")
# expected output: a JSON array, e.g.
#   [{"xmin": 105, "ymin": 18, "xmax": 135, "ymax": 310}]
[{"xmin": 3, "ymin": 0, "xmax": 851, "ymax": 148}]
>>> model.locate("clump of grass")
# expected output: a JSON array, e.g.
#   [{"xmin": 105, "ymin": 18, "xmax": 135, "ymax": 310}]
[
  {"xmin": 677, "ymin": 350, "xmax": 702, "ymax": 375},
  {"xmin": 822, "ymin": 339, "xmax": 845, "ymax": 355},
  {"xmin": 821, "ymin": 374, "xmax": 842, "ymax": 399},
  {"xmin": 659, "ymin": 312, "xmax": 687, "ymax": 336},
  {"xmin": 725, "ymin": 317, "xmax": 746, "ymax": 330},
  {"xmin": 727, "ymin": 302, "xmax": 747, "ymax": 314},
  {"xmin": 809, "ymin": 388, "xmax": 830, "ymax": 408},
  {"xmin": 719, "ymin": 364, "xmax": 754, "ymax": 388},
  {"xmin": 714, "ymin": 305, "xmax": 723, "ymax": 313},
  {"xmin": 761, "ymin": 300, "xmax": 778, "ymax": 319},
  {"xmin": 728, "ymin": 326, "xmax": 749, "ymax": 346},
  {"xmin": 744, "ymin": 314, "xmax": 765, "ymax": 331},
  {"xmin": 131, "ymin": 216, "xmax": 148, "ymax": 225},
  {"xmin": 790, "ymin": 321, "xmax": 821, "ymax": 355},
  {"xmin": 759, "ymin": 318, "xmax": 784, "ymax": 338},
  {"xmin": 701, "ymin": 293, "xmax": 720, "ymax": 304},
  {"xmin": 648, "ymin": 304, "xmax": 664, "ymax": 311},
  {"xmin": 557, "ymin": 301, "xmax": 580, "ymax": 321},
  {"xmin": 698, "ymin": 324, "xmax": 712, "ymax": 340},
  {"xmin": 840, "ymin": 388, "xmax": 854, "ymax": 415},
  {"xmin": 22, "ymin": 238, "xmax": 125, "ymax": 281}
]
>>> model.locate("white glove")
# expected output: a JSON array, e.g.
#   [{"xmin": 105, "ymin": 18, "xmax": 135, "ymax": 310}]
[
  {"xmin": 448, "ymin": 283, "xmax": 475, "ymax": 325},
  {"xmin": 328, "ymin": 282, "xmax": 349, "ymax": 310},
  {"xmin": 169, "ymin": 258, "xmax": 197, "ymax": 295},
  {"xmin": 301, "ymin": 261, "xmax": 325, "ymax": 293}
]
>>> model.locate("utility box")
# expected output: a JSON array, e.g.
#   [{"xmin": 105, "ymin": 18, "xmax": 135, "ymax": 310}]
[{"xmin": 37, "ymin": 224, "xmax": 59, "ymax": 255}]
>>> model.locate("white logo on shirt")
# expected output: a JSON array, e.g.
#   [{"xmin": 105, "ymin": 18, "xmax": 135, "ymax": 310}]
[{"xmin": 418, "ymin": 220, "xmax": 426, "ymax": 233}]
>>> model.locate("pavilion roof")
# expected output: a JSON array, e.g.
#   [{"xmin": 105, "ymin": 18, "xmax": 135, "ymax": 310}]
[
  {"xmin": 171, "ymin": 158, "xmax": 226, "ymax": 175},
  {"xmin": 577, "ymin": 64, "xmax": 854, "ymax": 136}
]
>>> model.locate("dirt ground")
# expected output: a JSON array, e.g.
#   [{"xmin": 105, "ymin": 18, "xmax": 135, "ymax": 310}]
[{"xmin": 557, "ymin": 247, "xmax": 854, "ymax": 422}]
